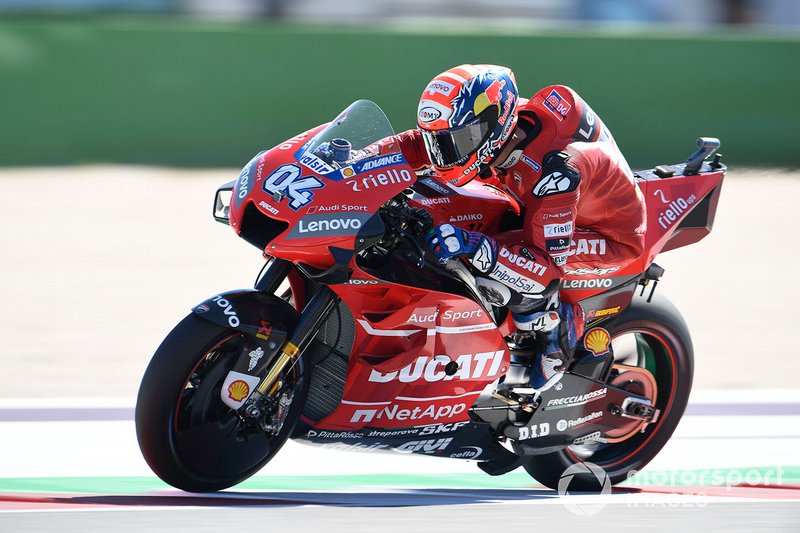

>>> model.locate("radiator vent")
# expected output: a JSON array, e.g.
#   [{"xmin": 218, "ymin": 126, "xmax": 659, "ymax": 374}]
[{"xmin": 302, "ymin": 300, "xmax": 355, "ymax": 422}]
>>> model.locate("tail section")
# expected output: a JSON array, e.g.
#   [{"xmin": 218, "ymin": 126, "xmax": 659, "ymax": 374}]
[
  {"xmin": 636, "ymin": 139, "xmax": 726, "ymax": 267},
  {"xmin": 559, "ymin": 139, "xmax": 724, "ymax": 314}
]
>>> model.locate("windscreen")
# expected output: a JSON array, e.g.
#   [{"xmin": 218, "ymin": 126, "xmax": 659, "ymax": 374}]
[{"xmin": 300, "ymin": 100, "xmax": 397, "ymax": 169}]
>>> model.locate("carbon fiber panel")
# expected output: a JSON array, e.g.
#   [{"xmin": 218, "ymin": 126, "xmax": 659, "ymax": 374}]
[{"xmin": 303, "ymin": 299, "xmax": 355, "ymax": 421}]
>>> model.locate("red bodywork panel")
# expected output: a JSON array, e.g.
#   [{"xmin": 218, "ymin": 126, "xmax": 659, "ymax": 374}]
[
  {"xmin": 228, "ymin": 118, "xmax": 723, "ymax": 435},
  {"xmin": 409, "ymin": 179, "xmax": 519, "ymax": 233},
  {"xmin": 229, "ymin": 124, "xmax": 415, "ymax": 270},
  {"xmin": 298, "ymin": 168, "xmax": 721, "ymax": 433},
  {"xmin": 559, "ymin": 169, "xmax": 725, "ymax": 303},
  {"xmin": 314, "ymin": 283, "xmax": 510, "ymax": 429}
]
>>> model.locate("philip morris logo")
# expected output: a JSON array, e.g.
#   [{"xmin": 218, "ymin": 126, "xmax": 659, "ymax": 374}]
[{"xmin": 286, "ymin": 212, "xmax": 373, "ymax": 239}]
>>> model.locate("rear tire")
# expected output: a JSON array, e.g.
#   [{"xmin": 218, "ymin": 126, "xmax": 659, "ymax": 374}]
[
  {"xmin": 521, "ymin": 291, "xmax": 693, "ymax": 491},
  {"xmin": 135, "ymin": 314, "xmax": 307, "ymax": 492}
]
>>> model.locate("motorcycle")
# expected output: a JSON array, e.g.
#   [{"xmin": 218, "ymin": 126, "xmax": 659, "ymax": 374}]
[{"xmin": 135, "ymin": 100, "xmax": 725, "ymax": 492}]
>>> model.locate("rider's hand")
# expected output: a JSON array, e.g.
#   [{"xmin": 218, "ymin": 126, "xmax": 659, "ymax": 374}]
[
  {"xmin": 425, "ymin": 224, "xmax": 488, "ymax": 265},
  {"xmin": 408, "ymin": 207, "xmax": 433, "ymax": 235}
]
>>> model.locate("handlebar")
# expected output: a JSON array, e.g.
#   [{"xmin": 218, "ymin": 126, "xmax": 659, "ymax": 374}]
[
  {"xmin": 372, "ymin": 193, "xmax": 492, "ymax": 313},
  {"xmin": 378, "ymin": 195, "xmax": 433, "ymax": 268}
]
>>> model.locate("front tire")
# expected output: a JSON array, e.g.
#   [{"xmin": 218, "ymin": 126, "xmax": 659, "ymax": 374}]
[
  {"xmin": 135, "ymin": 314, "xmax": 306, "ymax": 492},
  {"xmin": 522, "ymin": 291, "xmax": 693, "ymax": 490}
]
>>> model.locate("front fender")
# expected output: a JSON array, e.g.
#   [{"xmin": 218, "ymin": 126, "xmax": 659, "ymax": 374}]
[
  {"xmin": 192, "ymin": 289, "xmax": 300, "ymax": 347},
  {"xmin": 192, "ymin": 290, "xmax": 302, "ymax": 410}
]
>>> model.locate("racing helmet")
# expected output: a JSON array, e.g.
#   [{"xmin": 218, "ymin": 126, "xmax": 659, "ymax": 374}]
[{"xmin": 417, "ymin": 64, "xmax": 519, "ymax": 186}]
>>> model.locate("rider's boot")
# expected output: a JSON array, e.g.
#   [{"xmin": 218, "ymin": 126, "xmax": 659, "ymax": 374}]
[{"xmin": 512, "ymin": 301, "xmax": 584, "ymax": 391}]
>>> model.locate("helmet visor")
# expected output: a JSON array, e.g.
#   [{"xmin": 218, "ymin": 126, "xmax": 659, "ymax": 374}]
[{"xmin": 421, "ymin": 115, "xmax": 491, "ymax": 168}]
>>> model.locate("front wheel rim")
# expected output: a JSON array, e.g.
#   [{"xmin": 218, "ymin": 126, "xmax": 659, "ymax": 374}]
[{"xmin": 170, "ymin": 333, "xmax": 298, "ymax": 481}]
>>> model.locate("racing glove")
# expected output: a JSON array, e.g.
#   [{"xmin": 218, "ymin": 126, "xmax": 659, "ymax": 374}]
[{"xmin": 425, "ymin": 224, "xmax": 498, "ymax": 273}]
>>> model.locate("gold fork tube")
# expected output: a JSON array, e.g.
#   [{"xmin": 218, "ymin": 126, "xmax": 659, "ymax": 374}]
[{"xmin": 256, "ymin": 342, "xmax": 299, "ymax": 395}]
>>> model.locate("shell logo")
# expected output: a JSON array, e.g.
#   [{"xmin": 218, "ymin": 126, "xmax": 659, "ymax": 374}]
[
  {"xmin": 227, "ymin": 380, "xmax": 250, "ymax": 402},
  {"xmin": 584, "ymin": 328, "xmax": 611, "ymax": 356},
  {"xmin": 342, "ymin": 166, "xmax": 356, "ymax": 178}
]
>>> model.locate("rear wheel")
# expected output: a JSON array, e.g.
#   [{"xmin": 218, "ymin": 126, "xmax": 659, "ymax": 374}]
[
  {"xmin": 521, "ymin": 291, "xmax": 693, "ymax": 490},
  {"xmin": 135, "ymin": 314, "xmax": 307, "ymax": 492}
]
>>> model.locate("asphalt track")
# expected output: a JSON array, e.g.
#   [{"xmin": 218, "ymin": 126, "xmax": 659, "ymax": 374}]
[
  {"xmin": 0, "ymin": 167, "xmax": 799, "ymax": 530},
  {"xmin": 0, "ymin": 391, "xmax": 799, "ymax": 531}
]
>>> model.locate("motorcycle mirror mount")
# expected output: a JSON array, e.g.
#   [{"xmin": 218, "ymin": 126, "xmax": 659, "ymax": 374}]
[{"xmin": 213, "ymin": 180, "xmax": 235, "ymax": 226}]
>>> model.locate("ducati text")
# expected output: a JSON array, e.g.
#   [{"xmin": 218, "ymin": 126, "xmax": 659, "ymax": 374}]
[{"xmin": 368, "ymin": 351, "xmax": 504, "ymax": 383}]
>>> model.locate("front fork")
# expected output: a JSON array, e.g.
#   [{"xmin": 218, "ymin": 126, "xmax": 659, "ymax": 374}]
[{"xmin": 247, "ymin": 259, "xmax": 340, "ymax": 405}]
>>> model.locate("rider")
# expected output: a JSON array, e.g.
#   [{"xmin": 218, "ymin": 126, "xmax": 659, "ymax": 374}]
[{"xmin": 378, "ymin": 64, "xmax": 647, "ymax": 391}]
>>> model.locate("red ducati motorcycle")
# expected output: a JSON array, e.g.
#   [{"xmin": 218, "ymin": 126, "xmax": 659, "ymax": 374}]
[{"xmin": 136, "ymin": 100, "xmax": 725, "ymax": 492}]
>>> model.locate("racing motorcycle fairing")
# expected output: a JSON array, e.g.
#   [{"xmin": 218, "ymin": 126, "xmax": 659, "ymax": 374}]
[
  {"xmin": 290, "ymin": 278, "xmax": 656, "ymax": 462},
  {"xmin": 638, "ymin": 168, "xmax": 725, "ymax": 257},
  {"xmin": 228, "ymin": 101, "xmax": 415, "ymax": 270},
  {"xmin": 297, "ymin": 418, "xmax": 519, "ymax": 464},
  {"xmin": 407, "ymin": 175, "xmax": 520, "ymax": 235},
  {"xmin": 225, "ymin": 100, "xmax": 522, "ymax": 273},
  {"xmin": 138, "ymin": 95, "xmax": 724, "ymax": 493},
  {"xmin": 557, "ymin": 164, "xmax": 724, "ymax": 310},
  {"xmin": 309, "ymin": 282, "xmax": 510, "ymax": 431},
  {"xmin": 219, "ymin": 102, "xmax": 718, "ymax": 459}
]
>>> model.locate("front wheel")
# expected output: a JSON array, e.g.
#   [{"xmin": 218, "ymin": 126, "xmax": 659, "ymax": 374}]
[
  {"xmin": 522, "ymin": 291, "xmax": 693, "ymax": 490},
  {"xmin": 135, "ymin": 314, "xmax": 307, "ymax": 492}
]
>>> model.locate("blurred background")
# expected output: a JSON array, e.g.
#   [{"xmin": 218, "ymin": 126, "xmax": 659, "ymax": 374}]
[
  {"xmin": 0, "ymin": 0, "xmax": 798, "ymax": 168},
  {"xmin": 0, "ymin": 1, "xmax": 798, "ymax": 397}
]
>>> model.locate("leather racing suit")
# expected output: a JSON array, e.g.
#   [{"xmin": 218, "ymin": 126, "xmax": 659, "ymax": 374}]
[{"xmin": 378, "ymin": 85, "xmax": 647, "ymax": 388}]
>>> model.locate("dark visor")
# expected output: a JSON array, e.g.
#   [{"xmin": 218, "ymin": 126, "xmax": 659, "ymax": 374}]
[{"xmin": 421, "ymin": 114, "xmax": 491, "ymax": 168}]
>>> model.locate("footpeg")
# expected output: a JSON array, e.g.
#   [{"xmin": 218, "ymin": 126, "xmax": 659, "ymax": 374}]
[{"xmin": 470, "ymin": 392, "xmax": 535, "ymax": 427}]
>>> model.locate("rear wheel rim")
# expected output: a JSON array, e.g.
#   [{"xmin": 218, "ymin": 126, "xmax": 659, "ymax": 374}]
[{"xmin": 565, "ymin": 328, "xmax": 678, "ymax": 470}]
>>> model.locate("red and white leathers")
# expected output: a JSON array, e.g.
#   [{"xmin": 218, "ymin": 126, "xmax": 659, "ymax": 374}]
[
  {"xmin": 396, "ymin": 85, "xmax": 647, "ymax": 300},
  {"xmin": 375, "ymin": 85, "xmax": 646, "ymax": 389}
]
